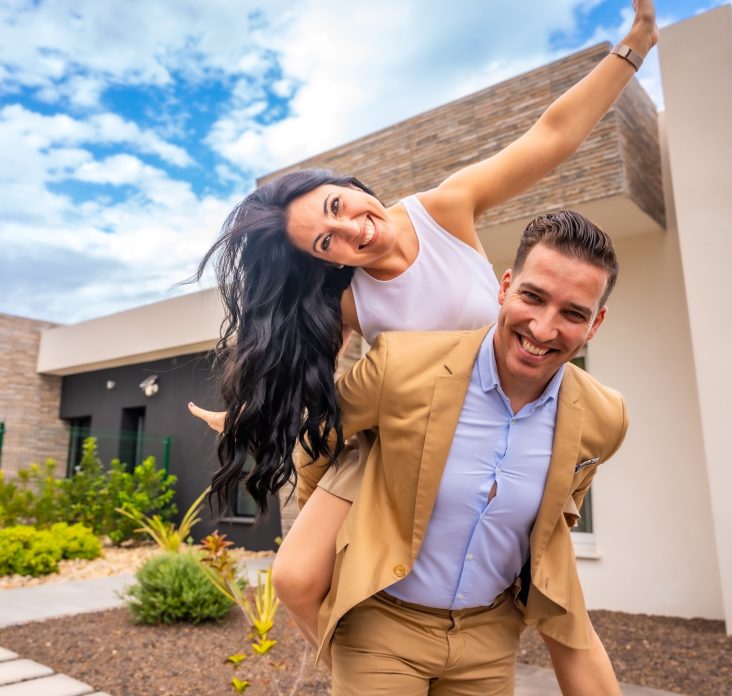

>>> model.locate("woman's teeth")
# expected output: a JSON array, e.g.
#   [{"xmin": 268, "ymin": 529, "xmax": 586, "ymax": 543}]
[
  {"xmin": 520, "ymin": 335, "xmax": 550, "ymax": 356},
  {"xmin": 360, "ymin": 217, "xmax": 375, "ymax": 248}
]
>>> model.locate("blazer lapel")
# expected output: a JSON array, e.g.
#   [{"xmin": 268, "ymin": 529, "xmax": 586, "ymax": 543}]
[
  {"xmin": 411, "ymin": 327, "xmax": 490, "ymax": 560},
  {"xmin": 530, "ymin": 367, "xmax": 584, "ymax": 574}
]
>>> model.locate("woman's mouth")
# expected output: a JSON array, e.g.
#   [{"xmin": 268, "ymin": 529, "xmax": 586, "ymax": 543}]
[{"xmin": 359, "ymin": 216, "xmax": 378, "ymax": 249}]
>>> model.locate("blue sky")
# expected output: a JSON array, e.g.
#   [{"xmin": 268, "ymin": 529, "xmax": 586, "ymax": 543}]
[{"xmin": 0, "ymin": 0, "xmax": 725, "ymax": 324}]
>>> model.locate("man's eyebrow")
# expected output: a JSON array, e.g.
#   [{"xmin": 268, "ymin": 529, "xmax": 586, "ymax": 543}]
[{"xmin": 519, "ymin": 282, "xmax": 544, "ymax": 295}]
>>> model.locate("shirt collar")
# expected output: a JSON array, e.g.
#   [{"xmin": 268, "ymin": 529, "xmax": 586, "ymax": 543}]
[{"xmin": 477, "ymin": 324, "xmax": 565, "ymax": 408}]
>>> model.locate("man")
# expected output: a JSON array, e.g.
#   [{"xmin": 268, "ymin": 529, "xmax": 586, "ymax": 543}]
[{"xmin": 297, "ymin": 210, "xmax": 628, "ymax": 695}]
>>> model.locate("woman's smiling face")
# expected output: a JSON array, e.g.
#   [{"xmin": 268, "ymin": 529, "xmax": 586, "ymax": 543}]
[{"xmin": 286, "ymin": 184, "xmax": 396, "ymax": 267}]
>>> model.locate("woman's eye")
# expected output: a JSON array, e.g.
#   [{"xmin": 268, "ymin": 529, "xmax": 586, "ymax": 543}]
[
  {"xmin": 330, "ymin": 197, "xmax": 340, "ymax": 215},
  {"xmin": 321, "ymin": 234, "xmax": 332, "ymax": 251}
]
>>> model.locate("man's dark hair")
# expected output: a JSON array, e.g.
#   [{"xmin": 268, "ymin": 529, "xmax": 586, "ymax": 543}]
[{"xmin": 513, "ymin": 210, "xmax": 619, "ymax": 306}]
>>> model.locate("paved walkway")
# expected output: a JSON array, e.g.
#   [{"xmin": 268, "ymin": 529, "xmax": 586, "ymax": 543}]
[{"xmin": 0, "ymin": 560, "xmax": 686, "ymax": 696}]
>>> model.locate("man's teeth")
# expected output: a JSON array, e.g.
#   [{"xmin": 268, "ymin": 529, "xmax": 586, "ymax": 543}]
[{"xmin": 520, "ymin": 336, "xmax": 550, "ymax": 356}]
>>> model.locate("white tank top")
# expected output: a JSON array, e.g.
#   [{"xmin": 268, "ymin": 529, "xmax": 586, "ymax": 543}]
[{"xmin": 350, "ymin": 195, "xmax": 500, "ymax": 344}]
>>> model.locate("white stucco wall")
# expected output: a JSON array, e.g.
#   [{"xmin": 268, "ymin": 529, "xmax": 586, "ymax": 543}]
[
  {"xmin": 656, "ymin": 4, "xmax": 732, "ymax": 630},
  {"xmin": 578, "ymin": 225, "xmax": 723, "ymax": 620}
]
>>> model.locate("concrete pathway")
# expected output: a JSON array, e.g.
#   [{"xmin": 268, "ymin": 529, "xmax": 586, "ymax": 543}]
[
  {"xmin": 0, "ymin": 555, "xmax": 276, "ymax": 628},
  {"xmin": 0, "ymin": 647, "xmax": 109, "ymax": 696},
  {"xmin": 0, "ymin": 559, "xmax": 688, "ymax": 695}
]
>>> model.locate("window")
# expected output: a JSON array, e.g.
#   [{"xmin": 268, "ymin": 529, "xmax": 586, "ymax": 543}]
[
  {"xmin": 120, "ymin": 407, "xmax": 146, "ymax": 471},
  {"xmin": 66, "ymin": 416, "xmax": 91, "ymax": 477},
  {"xmin": 569, "ymin": 349, "xmax": 598, "ymax": 558},
  {"xmin": 233, "ymin": 453, "xmax": 258, "ymax": 519}
]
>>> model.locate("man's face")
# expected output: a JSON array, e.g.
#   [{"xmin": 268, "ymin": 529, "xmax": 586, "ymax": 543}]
[{"xmin": 494, "ymin": 243, "xmax": 609, "ymax": 399}]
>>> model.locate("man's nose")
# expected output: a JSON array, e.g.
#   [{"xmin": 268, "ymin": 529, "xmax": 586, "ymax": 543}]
[{"xmin": 529, "ymin": 312, "xmax": 559, "ymax": 343}]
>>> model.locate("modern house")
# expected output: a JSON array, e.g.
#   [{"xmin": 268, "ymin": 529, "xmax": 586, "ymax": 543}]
[{"xmin": 9, "ymin": 6, "xmax": 730, "ymax": 629}]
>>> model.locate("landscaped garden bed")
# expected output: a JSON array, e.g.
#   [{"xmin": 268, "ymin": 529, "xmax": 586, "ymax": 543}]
[{"xmin": 0, "ymin": 605, "xmax": 729, "ymax": 696}]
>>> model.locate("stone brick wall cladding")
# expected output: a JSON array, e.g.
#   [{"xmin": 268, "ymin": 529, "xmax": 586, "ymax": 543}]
[
  {"xmin": 0, "ymin": 313, "xmax": 68, "ymax": 477},
  {"xmin": 260, "ymin": 44, "xmax": 664, "ymax": 234},
  {"xmin": 265, "ymin": 44, "xmax": 665, "ymax": 535},
  {"xmin": 615, "ymin": 77, "xmax": 666, "ymax": 228}
]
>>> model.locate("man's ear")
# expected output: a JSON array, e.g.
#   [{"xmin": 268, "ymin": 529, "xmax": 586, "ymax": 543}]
[
  {"xmin": 586, "ymin": 306, "xmax": 607, "ymax": 342},
  {"xmin": 498, "ymin": 269, "xmax": 512, "ymax": 306}
]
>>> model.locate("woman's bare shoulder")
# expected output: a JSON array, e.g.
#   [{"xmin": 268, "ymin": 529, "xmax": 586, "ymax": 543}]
[
  {"xmin": 340, "ymin": 285, "xmax": 363, "ymax": 335},
  {"xmin": 415, "ymin": 187, "xmax": 487, "ymax": 259}
]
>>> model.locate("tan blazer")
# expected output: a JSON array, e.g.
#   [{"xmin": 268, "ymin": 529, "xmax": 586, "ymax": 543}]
[{"xmin": 297, "ymin": 326, "xmax": 628, "ymax": 662}]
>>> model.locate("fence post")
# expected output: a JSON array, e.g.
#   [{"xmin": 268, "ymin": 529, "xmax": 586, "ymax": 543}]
[
  {"xmin": 0, "ymin": 422, "xmax": 4, "ymax": 468},
  {"xmin": 163, "ymin": 437, "xmax": 171, "ymax": 476}
]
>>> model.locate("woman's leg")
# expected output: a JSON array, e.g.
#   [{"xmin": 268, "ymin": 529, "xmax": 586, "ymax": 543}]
[
  {"xmin": 541, "ymin": 624, "xmax": 621, "ymax": 696},
  {"xmin": 272, "ymin": 486, "xmax": 352, "ymax": 663}
]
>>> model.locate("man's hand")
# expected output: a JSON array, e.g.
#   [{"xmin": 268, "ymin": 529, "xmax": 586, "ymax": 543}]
[{"xmin": 188, "ymin": 402, "xmax": 225, "ymax": 434}]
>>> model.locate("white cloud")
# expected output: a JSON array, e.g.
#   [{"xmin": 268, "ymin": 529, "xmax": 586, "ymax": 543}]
[
  {"xmin": 0, "ymin": 0, "xmax": 707, "ymax": 324},
  {"xmin": 205, "ymin": 0, "xmax": 634, "ymax": 175},
  {"xmin": 0, "ymin": 105, "xmax": 192, "ymax": 167}
]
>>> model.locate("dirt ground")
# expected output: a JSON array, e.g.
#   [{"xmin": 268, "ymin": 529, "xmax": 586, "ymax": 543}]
[{"xmin": 1, "ymin": 605, "xmax": 729, "ymax": 696}]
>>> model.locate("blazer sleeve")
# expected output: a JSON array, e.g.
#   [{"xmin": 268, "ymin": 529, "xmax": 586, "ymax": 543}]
[{"xmin": 296, "ymin": 333, "xmax": 388, "ymax": 509}]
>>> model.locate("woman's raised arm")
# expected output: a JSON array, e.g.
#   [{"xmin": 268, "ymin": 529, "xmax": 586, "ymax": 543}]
[{"xmin": 436, "ymin": 0, "xmax": 658, "ymax": 221}]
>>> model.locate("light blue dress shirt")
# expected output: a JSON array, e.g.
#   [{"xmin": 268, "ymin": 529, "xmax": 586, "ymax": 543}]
[{"xmin": 386, "ymin": 325, "xmax": 564, "ymax": 609}]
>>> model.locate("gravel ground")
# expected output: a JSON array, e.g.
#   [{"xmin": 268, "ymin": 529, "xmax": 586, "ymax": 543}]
[
  {"xmin": 0, "ymin": 544, "xmax": 273, "ymax": 589},
  {"xmin": 0, "ymin": 605, "xmax": 729, "ymax": 696}
]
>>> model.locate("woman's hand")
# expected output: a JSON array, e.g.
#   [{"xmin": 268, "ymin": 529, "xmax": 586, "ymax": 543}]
[
  {"xmin": 626, "ymin": 0, "xmax": 659, "ymax": 56},
  {"xmin": 188, "ymin": 402, "xmax": 225, "ymax": 434}
]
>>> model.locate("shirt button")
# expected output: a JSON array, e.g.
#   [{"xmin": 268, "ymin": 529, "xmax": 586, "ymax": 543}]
[
  {"xmin": 466, "ymin": 554, "xmax": 474, "ymax": 561},
  {"xmin": 393, "ymin": 564, "xmax": 407, "ymax": 578},
  {"xmin": 496, "ymin": 466, "xmax": 502, "ymax": 474},
  {"xmin": 457, "ymin": 593, "xmax": 465, "ymax": 599},
  {"xmin": 510, "ymin": 419, "xmax": 517, "ymax": 425}
]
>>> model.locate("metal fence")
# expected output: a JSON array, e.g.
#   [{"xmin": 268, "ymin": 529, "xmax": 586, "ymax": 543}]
[{"xmin": 0, "ymin": 421, "xmax": 171, "ymax": 478}]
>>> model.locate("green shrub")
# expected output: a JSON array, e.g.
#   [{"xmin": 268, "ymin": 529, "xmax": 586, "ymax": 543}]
[
  {"xmin": 0, "ymin": 523, "xmax": 101, "ymax": 577},
  {"xmin": 49, "ymin": 523, "xmax": 102, "ymax": 560},
  {"xmin": 65, "ymin": 439, "xmax": 178, "ymax": 544},
  {"xmin": 107, "ymin": 456, "xmax": 177, "ymax": 545},
  {"xmin": 0, "ymin": 526, "xmax": 62, "ymax": 577},
  {"xmin": 124, "ymin": 551, "xmax": 233, "ymax": 625},
  {"xmin": 0, "ymin": 461, "xmax": 63, "ymax": 527},
  {"xmin": 0, "ymin": 437, "xmax": 178, "ymax": 546}
]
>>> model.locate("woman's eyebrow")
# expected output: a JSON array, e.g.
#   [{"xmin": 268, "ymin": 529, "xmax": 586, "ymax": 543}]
[
  {"xmin": 312, "ymin": 233, "xmax": 324, "ymax": 252},
  {"xmin": 323, "ymin": 194, "xmax": 330, "ymax": 216}
]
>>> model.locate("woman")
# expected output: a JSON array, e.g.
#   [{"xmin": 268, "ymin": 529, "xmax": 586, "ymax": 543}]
[{"xmin": 191, "ymin": 3, "xmax": 657, "ymax": 692}]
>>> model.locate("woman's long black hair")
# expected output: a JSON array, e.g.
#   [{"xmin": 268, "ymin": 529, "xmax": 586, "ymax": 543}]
[{"xmin": 196, "ymin": 169, "xmax": 377, "ymax": 516}]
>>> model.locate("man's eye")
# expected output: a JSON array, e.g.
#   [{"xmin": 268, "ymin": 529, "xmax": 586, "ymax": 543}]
[
  {"xmin": 330, "ymin": 197, "xmax": 340, "ymax": 215},
  {"xmin": 523, "ymin": 291, "xmax": 540, "ymax": 302},
  {"xmin": 321, "ymin": 234, "xmax": 332, "ymax": 251}
]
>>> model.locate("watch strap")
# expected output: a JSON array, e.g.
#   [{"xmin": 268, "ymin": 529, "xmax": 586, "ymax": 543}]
[{"xmin": 611, "ymin": 43, "xmax": 643, "ymax": 72}]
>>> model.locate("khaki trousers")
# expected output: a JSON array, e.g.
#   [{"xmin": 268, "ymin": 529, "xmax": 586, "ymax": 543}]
[{"xmin": 331, "ymin": 590, "xmax": 524, "ymax": 696}]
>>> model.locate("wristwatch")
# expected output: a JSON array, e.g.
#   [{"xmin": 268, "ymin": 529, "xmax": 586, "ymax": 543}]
[{"xmin": 610, "ymin": 43, "xmax": 643, "ymax": 72}]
